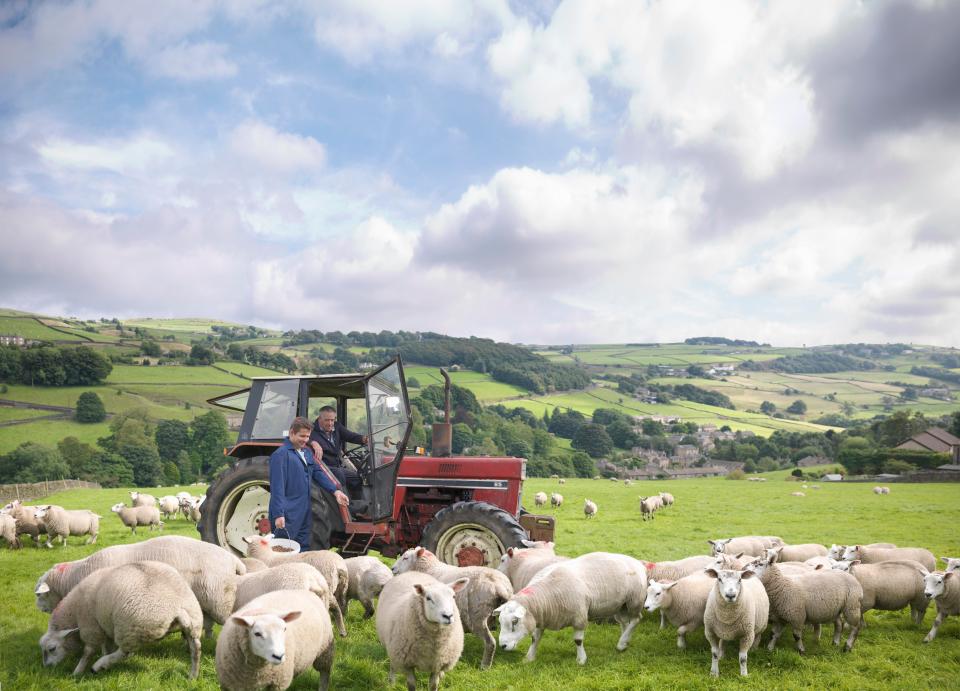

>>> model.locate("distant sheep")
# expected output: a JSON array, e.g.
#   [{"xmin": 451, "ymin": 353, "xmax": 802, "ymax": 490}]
[
  {"xmin": 791, "ymin": 491, "xmax": 806, "ymax": 497},
  {"xmin": 1, "ymin": 513, "xmax": 20, "ymax": 549},
  {"xmin": 583, "ymin": 499, "xmax": 598, "ymax": 519},
  {"xmin": 157, "ymin": 496, "xmax": 180, "ymax": 520},
  {"xmin": 558, "ymin": 478, "xmax": 566, "ymax": 485},
  {"xmin": 534, "ymin": 492, "xmax": 547, "ymax": 508},
  {"xmin": 34, "ymin": 506, "xmax": 99, "ymax": 547},
  {"xmin": 659, "ymin": 491, "xmax": 675, "ymax": 506},
  {"xmin": 111, "ymin": 503, "xmax": 162, "ymax": 535},
  {"xmin": 129, "ymin": 491, "xmax": 157, "ymax": 507},
  {"xmin": 550, "ymin": 493, "xmax": 564, "ymax": 508}
]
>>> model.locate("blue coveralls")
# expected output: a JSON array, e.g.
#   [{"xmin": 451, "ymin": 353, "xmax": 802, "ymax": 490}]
[{"xmin": 268, "ymin": 440, "xmax": 340, "ymax": 551}]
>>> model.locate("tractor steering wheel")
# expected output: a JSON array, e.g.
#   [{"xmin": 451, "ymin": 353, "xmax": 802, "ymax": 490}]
[{"xmin": 344, "ymin": 444, "xmax": 371, "ymax": 480}]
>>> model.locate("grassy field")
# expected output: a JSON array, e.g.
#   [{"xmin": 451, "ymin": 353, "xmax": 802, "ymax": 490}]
[
  {"xmin": 1, "ymin": 478, "xmax": 958, "ymax": 690},
  {"xmin": 122, "ymin": 318, "xmax": 247, "ymax": 333},
  {"xmin": 0, "ymin": 316, "xmax": 72, "ymax": 341},
  {"xmin": 405, "ymin": 366, "xmax": 531, "ymax": 402}
]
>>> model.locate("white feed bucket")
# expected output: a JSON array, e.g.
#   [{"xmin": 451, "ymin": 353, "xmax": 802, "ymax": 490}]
[{"xmin": 267, "ymin": 536, "xmax": 301, "ymax": 554}]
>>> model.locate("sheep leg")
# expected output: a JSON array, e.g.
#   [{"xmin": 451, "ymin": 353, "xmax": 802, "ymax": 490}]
[
  {"xmin": 92, "ymin": 647, "xmax": 128, "ymax": 673},
  {"xmin": 573, "ymin": 628, "xmax": 587, "ymax": 665},
  {"xmin": 792, "ymin": 625, "xmax": 805, "ymax": 655},
  {"xmin": 660, "ymin": 611, "xmax": 666, "ymax": 629},
  {"xmin": 923, "ymin": 611, "xmax": 944, "ymax": 643},
  {"xmin": 832, "ymin": 617, "xmax": 843, "ymax": 646},
  {"xmin": 844, "ymin": 621, "xmax": 860, "ymax": 652},
  {"xmin": 766, "ymin": 622, "xmax": 783, "ymax": 651},
  {"xmin": 707, "ymin": 634, "xmax": 722, "ymax": 677},
  {"xmin": 73, "ymin": 643, "xmax": 97, "ymax": 676},
  {"xmin": 330, "ymin": 599, "xmax": 347, "ymax": 637},
  {"xmin": 405, "ymin": 669, "xmax": 417, "ymax": 691},
  {"xmin": 676, "ymin": 625, "xmax": 689, "ymax": 650},
  {"xmin": 187, "ymin": 634, "xmax": 201, "ymax": 679},
  {"xmin": 479, "ymin": 620, "xmax": 497, "ymax": 669},
  {"xmin": 428, "ymin": 671, "xmax": 441, "ymax": 691},
  {"xmin": 203, "ymin": 614, "xmax": 214, "ymax": 639},
  {"xmin": 813, "ymin": 623, "xmax": 821, "ymax": 640},
  {"xmin": 738, "ymin": 636, "xmax": 752, "ymax": 676},
  {"xmin": 314, "ymin": 643, "xmax": 334, "ymax": 691},
  {"xmin": 524, "ymin": 627, "xmax": 543, "ymax": 662},
  {"xmin": 361, "ymin": 597, "xmax": 375, "ymax": 618},
  {"xmin": 616, "ymin": 616, "xmax": 640, "ymax": 651}
]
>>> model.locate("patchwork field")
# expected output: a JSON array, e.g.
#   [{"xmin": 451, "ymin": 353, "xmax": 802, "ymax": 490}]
[{"xmin": 0, "ymin": 478, "xmax": 957, "ymax": 690}]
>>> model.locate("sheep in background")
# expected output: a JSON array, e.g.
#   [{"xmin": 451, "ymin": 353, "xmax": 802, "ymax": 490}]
[
  {"xmin": 550, "ymin": 493, "xmax": 564, "ymax": 508},
  {"xmin": 344, "ymin": 555, "xmax": 393, "ymax": 618},
  {"xmin": 157, "ymin": 496, "xmax": 180, "ymax": 520},
  {"xmin": 941, "ymin": 557, "xmax": 960, "ymax": 574},
  {"xmin": 34, "ymin": 506, "xmax": 99, "ymax": 547},
  {"xmin": 842, "ymin": 544, "xmax": 936, "ymax": 572},
  {"xmin": 534, "ymin": 492, "xmax": 547, "ymax": 508},
  {"xmin": 2, "ymin": 500, "xmax": 47, "ymax": 547},
  {"xmin": 583, "ymin": 499, "xmax": 598, "ymax": 519},
  {"xmin": 659, "ymin": 491, "xmax": 675, "ymax": 506},
  {"xmin": 129, "ymin": 491, "xmax": 157, "ymax": 507},
  {"xmin": 498, "ymin": 541, "xmax": 570, "ymax": 591},
  {"xmin": 111, "ymin": 503, "xmax": 162, "ymax": 535}
]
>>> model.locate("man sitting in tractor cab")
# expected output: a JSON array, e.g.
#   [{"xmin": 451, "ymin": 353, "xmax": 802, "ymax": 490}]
[{"xmin": 309, "ymin": 406, "xmax": 367, "ymax": 500}]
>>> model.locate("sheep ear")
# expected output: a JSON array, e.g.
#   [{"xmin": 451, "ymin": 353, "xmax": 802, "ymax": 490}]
[
  {"xmin": 450, "ymin": 577, "xmax": 470, "ymax": 593},
  {"xmin": 942, "ymin": 557, "xmax": 951, "ymax": 564},
  {"xmin": 416, "ymin": 547, "xmax": 425, "ymax": 558},
  {"xmin": 814, "ymin": 564, "xmax": 824, "ymax": 570},
  {"xmin": 945, "ymin": 572, "xmax": 956, "ymax": 581},
  {"xmin": 57, "ymin": 627, "xmax": 79, "ymax": 639},
  {"xmin": 492, "ymin": 603, "xmax": 506, "ymax": 615},
  {"xmin": 520, "ymin": 539, "xmax": 537, "ymax": 548},
  {"xmin": 741, "ymin": 570, "xmax": 755, "ymax": 580},
  {"xmin": 661, "ymin": 581, "xmax": 677, "ymax": 590},
  {"xmin": 645, "ymin": 561, "xmax": 655, "ymax": 571},
  {"xmin": 734, "ymin": 552, "xmax": 745, "ymax": 559},
  {"xmin": 35, "ymin": 582, "xmax": 51, "ymax": 594},
  {"xmin": 705, "ymin": 568, "xmax": 719, "ymax": 580},
  {"xmin": 850, "ymin": 560, "xmax": 861, "ymax": 566},
  {"xmin": 413, "ymin": 584, "xmax": 426, "ymax": 597},
  {"xmin": 231, "ymin": 614, "xmax": 257, "ymax": 628},
  {"xmin": 707, "ymin": 540, "xmax": 716, "ymax": 546},
  {"xmin": 280, "ymin": 610, "xmax": 302, "ymax": 623},
  {"xmin": 506, "ymin": 548, "xmax": 515, "ymax": 557}
]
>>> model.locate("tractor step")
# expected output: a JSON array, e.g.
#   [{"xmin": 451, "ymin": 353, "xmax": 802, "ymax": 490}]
[{"xmin": 339, "ymin": 529, "xmax": 377, "ymax": 556}]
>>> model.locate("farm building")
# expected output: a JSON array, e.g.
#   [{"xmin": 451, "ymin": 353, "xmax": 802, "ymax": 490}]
[{"xmin": 896, "ymin": 427, "xmax": 960, "ymax": 462}]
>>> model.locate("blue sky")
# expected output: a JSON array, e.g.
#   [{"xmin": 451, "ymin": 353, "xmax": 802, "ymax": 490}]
[{"xmin": 1, "ymin": 0, "xmax": 958, "ymax": 347}]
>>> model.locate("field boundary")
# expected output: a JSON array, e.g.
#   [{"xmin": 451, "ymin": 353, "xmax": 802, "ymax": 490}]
[{"xmin": 0, "ymin": 478, "xmax": 101, "ymax": 504}]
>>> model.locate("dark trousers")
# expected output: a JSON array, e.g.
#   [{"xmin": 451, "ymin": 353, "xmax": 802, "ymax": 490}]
[{"xmin": 328, "ymin": 464, "xmax": 362, "ymax": 497}]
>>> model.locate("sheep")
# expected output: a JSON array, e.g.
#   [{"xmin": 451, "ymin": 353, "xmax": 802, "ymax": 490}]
[
  {"xmin": 39, "ymin": 561, "xmax": 203, "ymax": 678},
  {"xmin": 767, "ymin": 544, "xmax": 828, "ymax": 563},
  {"xmin": 659, "ymin": 491, "xmax": 675, "ymax": 506},
  {"xmin": 216, "ymin": 589, "xmax": 335, "ymax": 691},
  {"xmin": 157, "ymin": 495, "xmax": 181, "ymax": 520},
  {"xmin": 583, "ymin": 499, "xmax": 598, "ymax": 519},
  {"xmin": 791, "ymin": 491, "xmax": 806, "ymax": 497},
  {"xmin": 243, "ymin": 534, "xmax": 348, "ymax": 636},
  {"xmin": 1, "ymin": 512, "xmax": 20, "ymax": 548},
  {"xmin": 185, "ymin": 497, "xmax": 204, "ymax": 522},
  {"xmin": 533, "ymin": 491, "xmax": 547, "ymax": 508},
  {"xmin": 232, "ymin": 562, "xmax": 333, "ymax": 613},
  {"xmin": 644, "ymin": 574, "xmax": 714, "ymax": 649},
  {"xmin": 804, "ymin": 556, "xmax": 833, "ymax": 569},
  {"xmin": 498, "ymin": 541, "xmax": 570, "ymax": 590},
  {"xmin": 639, "ymin": 496, "xmax": 659, "ymax": 521},
  {"xmin": 842, "ymin": 544, "xmax": 936, "ymax": 572},
  {"xmin": 393, "ymin": 546, "xmax": 512, "ymax": 669},
  {"xmin": 829, "ymin": 559, "xmax": 929, "ymax": 624},
  {"xmin": 242, "ymin": 557, "xmax": 268, "ymax": 573},
  {"xmin": 708, "ymin": 537, "xmax": 770, "ymax": 558},
  {"xmin": 880, "ymin": 486, "xmax": 890, "ymax": 494},
  {"xmin": 495, "ymin": 551, "xmax": 648, "ymax": 665},
  {"xmin": 941, "ymin": 557, "xmax": 960, "ymax": 574},
  {"xmin": 111, "ymin": 502, "xmax": 162, "ymax": 535},
  {"xmin": 34, "ymin": 506, "xmax": 100, "ymax": 547},
  {"xmin": 376, "ymin": 571, "xmax": 469, "ymax": 691},
  {"xmin": 703, "ymin": 568, "xmax": 768, "ymax": 677},
  {"xmin": 872, "ymin": 486, "xmax": 884, "ymax": 495},
  {"xmin": 922, "ymin": 571, "xmax": 959, "ymax": 643},
  {"xmin": 2, "ymin": 499, "xmax": 48, "ymax": 546},
  {"xmin": 34, "ymin": 535, "xmax": 246, "ymax": 637},
  {"xmin": 129, "ymin": 491, "xmax": 157, "ymax": 507},
  {"xmin": 344, "ymin": 555, "xmax": 393, "ymax": 618},
  {"xmin": 647, "ymin": 555, "xmax": 717, "ymax": 583},
  {"xmin": 745, "ymin": 554, "xmax": 862, "ymax": 654},
  {"xmin": 550, "ymin": 492, "xmax": 564, "ymax": 508},
  {"xmin": 828, "ymin": 543, "xmax": 895, "ymax": 559},
  {"xmin": 558, "ymin": 478, "xmax": 566, "ymax": 485},
  {"xmin": 623, "ymin": 479, "xmax": 632, "ymax": 486}
]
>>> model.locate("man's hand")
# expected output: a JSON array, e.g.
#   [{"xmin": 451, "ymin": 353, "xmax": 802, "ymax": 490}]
[
  {"xmin": 274, "ymin": 516, "xmax": 285, "ymax": 530},
  {"xmin": 334, "ymin": 490, "xmax": 350, "ymax": 507},
  {"xmin": 360, "ymin": 435, "xmax": 368, "ymax": 445},
  {"xmin": 310, "ymin": 441, "xmax": 321, "ymax": 456}
]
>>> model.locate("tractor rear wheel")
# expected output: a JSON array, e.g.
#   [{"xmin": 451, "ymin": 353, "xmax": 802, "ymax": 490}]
[{"xmin": 420, "ymin": 501, "xmax": 527, "ymax": 568}]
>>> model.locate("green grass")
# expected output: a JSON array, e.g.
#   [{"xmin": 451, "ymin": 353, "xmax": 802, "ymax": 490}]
[
  {"xmin": 0, "ymin": 419, "xmax": 111, "ymax": 454},
  {"xmin": 212, "ymin": 362, "xmax": 285, "ymax": 378},
  {"xmin": 106, "ymin": 365, "xmax": 246, "ymax": 386},
  {"xmin": 405, "ymin": 366, "xmax": 531, "ymax": 402},
  {"xmin": 0, "ymin": 408, "xmax": 58, "ymax": 423},
  {"xmin": 1, "ymin": 479, "xmax": 958, "ymax": 689},
  {"xmin": 0, "ymin": 316, "xmax": 70, "ymax": 341},
  {"xmin": 122, "ymin": 318, "xmax": 246, "ymax": 333}
]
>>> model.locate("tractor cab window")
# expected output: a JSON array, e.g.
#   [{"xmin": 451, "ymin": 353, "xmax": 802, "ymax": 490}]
[
  {"xmin": 367, "ymin": 362, "xmax": 409, "ymax": 468},
  {"xmin": 252, "ymin": 379, "xmax": 299, "ymax": 440}
]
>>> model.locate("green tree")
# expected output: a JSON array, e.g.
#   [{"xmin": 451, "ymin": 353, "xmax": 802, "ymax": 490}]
[
  {"xmin": 406, "ymin": 377, "xmax": 421, "ymax": 389},
  {"xmin": 57, "ymin": 436, "xmax": 98, "ymax": 480},
  {"xmin": 61, "ymin": 347, "xmax": 113, "ymax": 385},
  {"xmin": 0, "ymin": 442, "xmax": 70, "ymax": 483},
  {"xmin": 75, "ymin": 391, "xmax": 107, "ymax": 423},
  {"xmin": 607, "ymin": 419, "xmax": 638, "ymax": 449},
  {"xmin": 190, "ymin": 411, "xmax": 231, "ymax": 477},
  {"xmin": 95, "ymin": 451, "xmax": 134, "ymax": 487},
  {"xmin": 592, "ymin": 408, "xmax": 623, "ymax": 426},
  {"xmin": 570, "ymin": 451, "xmax": 595, "ymax": 478},
  {"xmin": 641, "ymin": 419, "xmax": 665, "ymax": 436},
  {"xmin": 760, "ymin": 401, "xmax": 776, "ymax": 415},
  {"xmin": 451, "ymin": 423, "xmax": 474, "ymax": 454},
  {"xmin": 571, "ymin": 423, "xmax": 614, "ymax": 458},
  {"xmin": 155, "ymin": 419, "xmax": 190, "ymax": 462},
  {"xmin": 175, "ymin": 449, "xmax": 196, "ymax": 484},
  {"xmin": 140, "ymin": 340, "xmax": 162, "ymax": 357},
  {"xmin": 532, "ymin": 429, "xmax": 555, "ymax": 457},
  {"xmin": 121, "ymin": 443, "xmax": 163, "ymax": 487},
  {"xmin": 882, "ymin": 459, "xmax": 916, "ymax": 475},
  {"xmin": 163, "ymin": 460, "xmax": 181, "ymax": 485},
  {"xmin": 786, "ymin": 400, "xmax": 808, "ymax": 415},
  {"xmin": 187, "ymin": 344, "xmax": 216, "ymax": 366},
  {"xmin": 949, "ymin": 412, "xmax": 960, "ymax": 438}
]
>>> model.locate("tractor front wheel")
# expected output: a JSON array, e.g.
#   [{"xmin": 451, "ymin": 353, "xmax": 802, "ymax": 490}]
[{"xmin": 420, "ymin": 501, "xmax": 527, "ymax": 568}]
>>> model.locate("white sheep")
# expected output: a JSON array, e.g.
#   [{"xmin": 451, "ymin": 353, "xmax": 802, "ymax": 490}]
[
  {"xmin": 393, "ymin": 546, "xmax": 513, "ymax": 669},
  {"xmin": 922, "ymin": 571, "xmax": 959, "ymax": 643},
  {"xmin": 1, "ymin": 512, "xmax": 20, "ymax": 549},
  {"xmin": 344, "ymin": 555, "xmax": 393, "ymax": 618},
  {"xmin": 533, "ymin": 491, "xmax": 547, "ymax": 508},
  {"xmin": 232, "ymin": 562, "xmax": 333, "ymax": 613},
  {"xmin": 941, "ymin": 557, "xmax": 960, "ymax": 574},
  {"xmin": 647, "ymin": 555, "xmax": 718, "ymax": 582},
  {"xmin": 243, "ymin": 535, "xmax": 348, "ymax": 636},
  {"xmin": 639, "ymin": 496, "xmax": 658, "ymax": 521},
  {"xmin": 2, "ymin": 499, "xmax": 48, "ymax": 546},
  {"xmin": 791, "ymin": 491, "xmax": 806, "ymax": 497},
  {"xmin": 550, "ymin": 492, "xmax": 564, "ymax": 508},
  {"xmin": 496, "ymin": 551, "xmax": 648, "ymax": 665},
  {"xmin": 829, "ymin": 558, "xmax": 929, "ymax": 625},
  {"xmin": 376, "ymin": 571, "xmax": 468, "ymax": 691},
  {"xmin": 703, "ymin": 568, "xmax": 768, "ymax": 677},
  {"xmin": 157, "ymin": 495, "xmax": 181, "ymax": 520},
  {"xmin": 129, "ymin": 491, "xmax": 157, "ymax": 507},
  {"xmin": 624, "ymin": 479, "xmax": 632, "ymax": 486},
  {"xmin": 34, "ymin": 535, "xmax": 246, "ymax": 637},
  {"xmin": 39, "ymin": 561, "xmax": 203, "ymax": 678},
  {"xmin": 111, "ymin": 502, "xmax": 162, "ymax": 535},
  {"xmin": 880, "ymin": 486, "xmax": 890, "ymax": 494},
  {"xmin": 842, "ymin": 544, "xmax": 936, "ymax": 572},
  {"xmin": 746, "ymin": 555, "xmax": 862, "ymax": 654},
  {"xmin": 498, "ymin": 541, "xmax": 570, "ymax": 590},
  {"xmin": 558, "ymin": 478, "xmax": 566, "ymax": 485},
  {"xmin": 766, "ymin": 543, "xmax": 828, "ymax": 563},
  {"xmin": 185, "ymin": 496, "xmax": 204, "ymax": 522},
  {"xmin": 872, "ymin": 486, "xmax": 884, "ymax": 495},
  {"xmin": 583, "ymin": 499, "xmax": 598, "ymax": 519},
  {"xmin": 708, "ymin": 536, "xmax": 783, "ymax": 558},
  {"xmin": 659, "ymin": 491, "xmax": 675, "ymax": 506},
  {"xmin": 242, "ymin": 557, "xmax": 268, "ymax": 573},
  {"xmin": 828, "ymin": 542, "xmax": 895, "ymax": 559},
  {"xmin": 34, "ymin": 506, "xmax": 100, "ymax": 547},
  {"xmin": 216, "ymin": 589, "xmax": 335, "ymax": 691},
  {"xmin": 645, "ymin": 574, "xmax": 714, "ymax": 649}
]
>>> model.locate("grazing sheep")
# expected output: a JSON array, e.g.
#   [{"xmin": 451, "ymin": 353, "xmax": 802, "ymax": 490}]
[
  {"xmin": 496, "ymin": 552, "xmax": 648, "ymax": 665},
  {"xmin": 111, "ymin": 502, "xmax": 162, "ymax": 535},
  {"xmin": 1, "ymin": 512, "xmax": 20, "ymax": 549},
  {"xmin": 558, "ymin": 478, "xmax": 566, "ymax": 485},
  {"xmin": 3, "ymin": 499, "xmax": 48, "ymax": 547},
  {"xmin": 185, "ymin": 496, "xmax": 204, "ymax": 523},
  {"xmin": 376, "ymin": 572, "xmax": 468, "ymax": 691},
  {"xmin": 830, "ymin": 559, "xmax": 928, "ymax": 624},
  {"xmin": 232, "ymin": 562, "xmax": 333, "ymax": 613},
  {"xmin": 216, "ymin": 589, "xmax": 335, "ymax": 691},
  {"xmin": 880, "ymin": 486, "xmax": 890, "ymax": 494},
  {"xmin": 828, "ymin": 543, "xmax": 895, "ymax": 559},
  {"xmin": 659, "ymin": 491, "xmax": 675, "ymax": 506},
  {"xmin": 639, "ymin": 496, "xmax": 658, "ymax": 521},
  {"xmin": 129, "ymin": 491, "xmax": 157, "ymax": 507},
  {"xmin": 393, "ymin": 546, "xmax": 512, "ymax": 669},
  {"xmin": 39, "ymin": 561, "xmax": 203, "ymax": 678},
  {"xmin": 583, "ymin": 499, "xmax": 598, "ymax": 519},
  {"xmin": 533, "ymin": 492, "xmax": 547, "ymax": 508},
  {"xmin": 791, "ymin": 491, "xmax": 806, "ymax": 497},
  {"xmin": 623, "ymin": 479, "xmax": 632, "ymax": 486},
  {"xmin": 922, "ymin": 571, "xmax": 959, "ymax": 643},
  {"xmin": 941, "ymin": 557, "xmax": 960, "ymax": 574},
  {"xmin": 708, "ymin": 536, "xmax": 783, "ymax": 558},
  {"xmin": 157, "ymin": 495, "xmax": 180, "ymax": 520},
  {"xmin": 842, "ymin": 544, "xmax": 936, "ymax": 572},
  {"xmin": 610, "ymin": 476, "xmax": 619, "ymax": 482},
  {"xmin": 703, "ymin": 568, "xmax": 768, "ymax": 677},
  {"xmin": 243, "ymin": 535, "xmax": 348, "ymax": 636},
  {"xmin": 344, "ymin": 555, "xmax": 393, "ymax": 618},
  {"xmin": 873, "ymin": 486, "xmax": 884, "ymax": 495},
  {"xmin": 550, "ymin": 492, "xmax": 564, "ymax": 508},
  {"xmin": 746, "ymin": 555, "xmax": 862, "ymax": 654},
  {"xmin": 498, "ymin": 541, "xmax": 570, "ymax": 590},
  {"xmin": 645, "ymin": 574, "xmax": 714, "ymax": 649},
  {"xmin": 767, "ymin": 544, "xmax": 828, "ymax": 563},
  {"xmin": 34, "ymin": 506, "xmax": 99, "ymax": 547}
]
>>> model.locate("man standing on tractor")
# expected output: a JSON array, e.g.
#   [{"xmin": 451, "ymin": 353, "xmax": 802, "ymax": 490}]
[
  {"xmin": 309, "ymin": 405, "xmax": 367, "ymax": 499},
  {"xmin": 270, "ymin": 416, "xmax": 349, "ymax": 551}
]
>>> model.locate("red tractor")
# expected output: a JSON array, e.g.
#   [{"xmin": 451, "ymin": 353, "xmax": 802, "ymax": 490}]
[{"xmin": 197, "ymin": 358, "xmax": 555, "ymax": 567}]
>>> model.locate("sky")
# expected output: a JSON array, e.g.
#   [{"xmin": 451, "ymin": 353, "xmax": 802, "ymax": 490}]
[{"xmin": 1, "ymin": 0, "xmax": 958, "ymax": 347}]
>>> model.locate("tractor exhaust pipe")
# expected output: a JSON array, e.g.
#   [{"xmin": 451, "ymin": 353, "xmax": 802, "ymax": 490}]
[{"xmin": 431, "ymin": 368, "xmax": 452, "ymax": 457}]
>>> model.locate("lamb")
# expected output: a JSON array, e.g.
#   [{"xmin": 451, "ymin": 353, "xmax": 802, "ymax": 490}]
[
  {"xmin": 922, "ymin": 571, "xmax": 959, "ymax": 643},
  {"xmin": 533, "ymin": 491, "xmax": 547, "ymax": 508},
  {"xmin": 216, "ymin": 589, "xmax": 335, "ymax": 691},
  {"xmin": 39, "ymin": 561, "xmax": 203, "ymax": 678},
  {"xmin": 639, "ymin": 496, "xmax": 659, "ymax": 521},
  {"xmin": 746, "ymin": 554, "xmax": 862, "ymax": 654},
  {"xmin": 34, "ymin": 506, "xmax": 100, "ymax": 547},
  {"xmin": 829, "ymin": 559, "xmax": 928, "ymax": 624},
  {"xmin": 1, "ymin": 512, "xmax": 20, "ymax": 548},
  {"xmin": 232, "ymin": 562, "xmax": 334, "ymax": 613},
  {"xmin": 659, "ymin": 491, "xmax": 675, "ymax": 506},
  {"xmin": 623, "ymin": 479, "xmax": 632, "ymax": 486},
  {"xmin": 129, "ymin": 491, "xmax": 157, "ymax": 507},
  {"xmin": 828, "ymin": 543, "xmax": 895, "ymax": 559},
  {"xmin": 498, "ymin": 540, "xmax": 570, "ymax": 590},
  {"xmin": 645, "ymin": 574, "xmax": 714, "ymax": 649},
  {"xmin": 842, "ymin": 544, "xmax": 936, "ymax": 572},
  {"xmin": 157, "ymin": 495, "xmax": 181, "ymax": 520},
  {"xmin": 550, "ymin": 492, "xmax": 564, "ymax": 508},
  {"xmin": 393, "ymin": 546, "xmax": 513, "ymax": 669},
  {"xmin": 344, "ymin": 555, "xmax": 393, "ymax": 618},
  {"xmin": 3, "ymin": 499, "xmax": 48, "ymax": 546},
  {"xmin": 34, "ymin": 535, "xmax": 246, "ymax": 637},
  {"xmin": 941, "ymin": 557, "xmax": 960, "ymax": 574},
  {"xmin": 243, "ymin": 534, "xmax": 348, "ymax": 636},
  {"xmin": 767, "ymin": 544, "xmax": 828, "ymax": 563},
  {"xmin": 495, "ymin": 551, "xmax": 648, "ymax": 665},
  {"xmin": 703, "ymin": 568, "xmax": 768, "ymax": 677},
  {"xmin": 242, "ymin": 557, "xmax": 268, "ymax": 573},
  {"xmin": 583, "ymin": 499, "xmax": 598, "ymax": 519},
  {"xmin": 377, "ymin": 571, "xmax": 469, "ymax": 691},
  {"xmin": 111, "ymin": 502, "xmax": 162, "ymax": 535}
]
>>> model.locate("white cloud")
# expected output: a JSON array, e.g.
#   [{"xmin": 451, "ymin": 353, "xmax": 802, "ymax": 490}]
[
  {"xmin": 37, "ymin": 134, "xmax": 174, "ymax": 173},
  {"xmin": 229, "ymin": 121, "xmax": 326, "ymax": 173},
  {"xmin": 150, "ymin": 41, "xmax": 237, "ymax": 80}
]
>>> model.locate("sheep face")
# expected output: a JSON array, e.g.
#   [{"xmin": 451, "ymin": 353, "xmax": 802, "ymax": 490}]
[
  {"xmin": 33, "ymin": 508, "xmax": 48, "ymax": 520},
  {"xmin": 842, "ymin": 545, "xmax": 863, "ymax": 562},
  {"xmin": 941, "ymin": 557, "xmax": 960, "ymax": 574},
  {"xmin": 496, "ymin": 600, "xmax": 535, "ymax": 651},
  {"xmin": 924, "ymin": 572, "xmax": 955, "ymax": 600},
  {"xmin": 392, "ymin": 546, "xmax": 426, "ymax": 575},
  {"xmin": 643, "ymin": 580, "xmax": 675, "ymax": 613},
  {"xmin": 708, "ymin": 539, "xmax": 732, "ymax": 556},
  {"xmin": 415, "ymin": 579, "xmax": 465, "ymax": 626},
  {"xmin": 829, "ymin": 558, "xmax": 852, "ymax": 572},
  {"xmin": 232, "ymin": 610, "xmax": 301, "ymax": 665},
  {"xmin": 110, "ymin": 503, "xmax": 126, "ymax": 513},
  {"xmin": 34, "ymin": 575, "xmax": 60, "ymax": 612},
  {"xmin": 828, "ymin": 544, "xmax": 846, "ymax": 559},
  {"xmin": 39, "ymin": 627, "xmax": 79, "ymax": 667},
  {"xmin": 706, "ymin": 569, "xmax": 754, "ymax": 604}
]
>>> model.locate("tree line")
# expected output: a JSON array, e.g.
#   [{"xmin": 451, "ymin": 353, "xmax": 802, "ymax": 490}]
[{"xmin": 0, "ymin": 344, "xmax": 112, "ymax": 386}]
